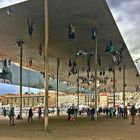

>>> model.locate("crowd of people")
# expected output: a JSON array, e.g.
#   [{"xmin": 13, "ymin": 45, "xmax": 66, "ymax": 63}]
[
  {"xmin": 66, "ymin": 105, "xmax": 138, "ymax": 125},
  {"xmin": 0, "ymin": 104, "xmax": 139, "ymax": 126},
  {"xmin": 1, "ymin": 106, "xmax": 43, "ymax": 125}
]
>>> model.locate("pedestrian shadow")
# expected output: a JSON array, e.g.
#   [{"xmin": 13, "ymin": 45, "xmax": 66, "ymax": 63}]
[{"xmin": 39, "ymin": 128, "xmax": 56, "ymax": 133}]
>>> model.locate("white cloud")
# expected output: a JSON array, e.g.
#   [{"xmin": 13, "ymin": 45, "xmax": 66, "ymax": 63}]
[
  {"xmin": 106, "ymin": 0, "xmax": 140, "ymax": 72},
  {"xmin": 0, "ymin": 0, "xmax": 28, "ymax": 9}
]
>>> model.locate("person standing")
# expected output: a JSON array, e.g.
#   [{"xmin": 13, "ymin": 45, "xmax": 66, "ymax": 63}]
[
  {"xmin": 67, "ymin": 107, "xmax": 71, "ymax": 121},
  {"xmin": 3, "ymin": 107, "xmax": 7, "ymax": 117},
  {"xmin": 58, "ymin": 108, "xmax": 60, "ymax": 116},
  {"xmin": 124, "ymin": 106, "xmax": 128, "ymax": 119},
  {"xmin": 138, "ymin": 108, "xmax": 140, "ymax": 116},
  {"xmin": 28, "ymin": 108, "xmax": 33, "ymax": 122},
  {"xmin": 70, "ymin": 107, "xmax": 75, "ymax": 121},
  {"xmin": 130, "ymin": 105, "xmax": 137, "ymax": 125}
]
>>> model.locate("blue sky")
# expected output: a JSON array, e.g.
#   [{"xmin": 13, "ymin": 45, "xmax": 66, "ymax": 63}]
[{"xmin": 106, "ymin": 0, "xmax": 140, "ymax": 72}]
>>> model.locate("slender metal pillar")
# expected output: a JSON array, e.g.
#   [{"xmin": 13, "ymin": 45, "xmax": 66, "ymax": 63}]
[
  {"xmin": 17, "ymin": 40, "xmax": 24, "ymax": 119},
  {"xmin": 77, "ymin": 69, "xmax": 80, "ymax": 112},
  {"xmin": 3, "ymin": 76, "xmax": 6, "ymax": 83},
  {"xmin": 94, "ymin": 37, "xmax": 98, "ymax": 120},
  {"xmin": 28, "ymin": 70, "xmax": 30, "ymax": 93},
  {"xmin": 88, "ymin": 94, "xmax": 89, "ymax": 106},
  {"xmin": 28, "ymin": 70, "xmax": 30, "ymax": 107},
  {"xmin": 39, "ymin": 73, "xmax": 41, "ymax": 93},
  {"xmin": 44, "ymin": 0, "xmax": 49, "ymax": 132},
  {"xmin": 123, "ymin": 64, "xmax": 125, "ymax": 108},
  {"xmin": 20, "ymin": 44, "xmax": 22, "ymax": 118},
  {"xmin": 113, "ymin": 68, "xmax": 116, "ymax": 108},
  {"xmin": 56, "ymin": 58, "xmax": 60, "ymax": 116},
  {"xmin": 11, "ymin": 98, "xmax": 13, "ymax": 107}
]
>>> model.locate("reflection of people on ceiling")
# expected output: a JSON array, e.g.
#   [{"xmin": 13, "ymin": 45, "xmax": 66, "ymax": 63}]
[
  {"xmin": 68, "ymin": 24, "xmax": 75, "ymax": 39},
  {"xmin": 7, "ymin": 7, "xmax": 13, "ymax": 17},
  {"xmin": 27, "ymin": 19, "xmax": 34, "ymax": 38},
  {"xmin": 0, "ymin": 60, "xmax": 12, "ymax": 83},
  {"xmin": 38, "ymin": 44, "xmax": 43, "ymax": 56},
  {"xmin": 91, "ymin": 27, "xmax": 96, "ymax": 40},
  {"xmin": 26, "ymin": 58, "xmax": 32, "ymax": 67}
]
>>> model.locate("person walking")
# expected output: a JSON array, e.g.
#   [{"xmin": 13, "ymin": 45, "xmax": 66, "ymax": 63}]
[
  {"xmin": 8, "ymin": 107, "xmax": 15, "ymax": 126},
  {"xmin": 105, "ymin": 107, "xmax": 109, "ymax": 117},
  {"xmin": 109, "ymin": 107, "xmax": 113, "ymax": 118},
  {"xmin": 38, "ymin": 107, "xmax": 42, "ymax": 119},
  {"xmin": 28, "ymin": 108, "xmax": 33, "ymax": 122},
  {"xmin": 130, "ymin": 105, "xmax": 137, "ymax": 125},
  {"xmin": 90, "ymin": 107, "xmax": 95, "ymax": 120}
]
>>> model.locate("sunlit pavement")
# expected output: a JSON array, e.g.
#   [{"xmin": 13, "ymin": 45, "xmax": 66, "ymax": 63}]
[{"xmin": 0, "ymin": 115, "xmax": 140, "ymax": 140}]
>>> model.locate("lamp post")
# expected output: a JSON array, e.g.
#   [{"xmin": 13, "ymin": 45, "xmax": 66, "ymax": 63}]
[
  {"xmin": 38, "ymin": 73, "xmax": 40, "ymax": 94},
  {"xmin": 77, "ymin": 68, "xmax": 80, "ymax": 112},
  {"xmin": 113, "ymin": 67, "xmax": 116, "ymax": 108},
  {"xmin": 90, "ymin": 26, "xmax": 98, "ymax": 119},
  {"xmin": 68, "ymin": 51, "xmax": 93, "ymax": 113},
  {"xmin": 88, "ymin": 93, "xmax": 90, "ymax": 106},
  {"xmin": 94, "ymin": 37, "xmax": 98, "ymax": 120},
  {"xmin": 134, "ymin": 58, "xmax": 140, "ymax": 92},
  {"xmin": 28, "ymin": 70, "xmax": 30, "ymax": 107},
  {"xmin": 123, "ymin": 64, "xmax": 125, "ymax": 108},
  {"xmin": 17, "ymin": 40, "xmax": 24, "ymax": 119},
  {"xmin": 56, "ymin": 58, "xmax": 60, "ymax": 116}
]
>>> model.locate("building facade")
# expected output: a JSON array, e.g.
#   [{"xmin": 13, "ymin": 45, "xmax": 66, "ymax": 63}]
[{"xmin": 1, "ymin": 91, "xmax": 87, "ymax": 108}]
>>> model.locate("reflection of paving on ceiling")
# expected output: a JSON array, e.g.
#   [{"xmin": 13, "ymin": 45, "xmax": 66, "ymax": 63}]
[
  {"xmin": 49, "ymin": 79, "xmax": 92, "ymax": 94},
  {"xmin": 0, "ymin": 62, "xmax": 44, "ymax": 88},
  {"xmin": 0, "ymin": 0, "xmax": 139, "ymax": 92},
  {"xmin": 0, "ymin": 62, "xmax": 91, "ymax": 94}
]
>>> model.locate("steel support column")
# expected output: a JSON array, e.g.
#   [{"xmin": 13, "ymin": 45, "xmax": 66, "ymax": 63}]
[
  {"xmin": 77, "ymin": 69, "xmax": 80, "ymax": 112},
  {"xmin": 44, "ymin": 0, "xmax": 49, "ymax": 132},
  {"xmin": 94, "ymin": 37, "xmax": 98, "ymax": 120},
  {"xmin": 17, "ymin": 40, "xmax": 24, "ymax": 119},
  {"xmin": 56, "ymin": 58, "xmax": 60, "ymax": 116},
  {"xmin": 113, "ymin": 68, "xmax": 116, "ymax": 108},
  {"xmin": 123, "ymin": 64, "xmax": 125, "ymax": 108}
]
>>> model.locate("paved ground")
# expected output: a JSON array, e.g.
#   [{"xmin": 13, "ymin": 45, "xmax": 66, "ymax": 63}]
[{"xmin": 0, "ymin": 115, "xmax": 140, "ymax": 140}]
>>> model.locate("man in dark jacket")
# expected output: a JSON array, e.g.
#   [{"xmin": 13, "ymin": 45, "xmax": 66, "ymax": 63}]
[
  {"xmin": 28, "ymin": 108, "xmax": 33, "ymax": 122},
  {"xmin": 90, "ymin": 107, "xmax": 95, "ymax": 120},
  {"xmin": 8, "ymin": 107, "xmax": 15, "ymax": 126},
  {"xmin": 38, "ymin": 107, "xmax": 42, "ymax": 119},
  {"xmin": 131, "ymin": 105, "xmax": 137, "ymax": 125},
  {"xmin": 67, "ymin": 108, "xmax": 71, "ymax": 121}
]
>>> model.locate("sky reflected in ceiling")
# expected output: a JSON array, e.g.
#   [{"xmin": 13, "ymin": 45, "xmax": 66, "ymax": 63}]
[
  {"xmin": 107, "ymin": 0, "xmax": 140, "ymax": 73},
  {"xmin": 0, "ymin": 0, "xmax": 28, "ymax": 9}
]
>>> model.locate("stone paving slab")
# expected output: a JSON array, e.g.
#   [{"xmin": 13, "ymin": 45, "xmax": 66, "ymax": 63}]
[{"xmin": 0, "ymin": 116, "xmax": 140, "ymax": 140}]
